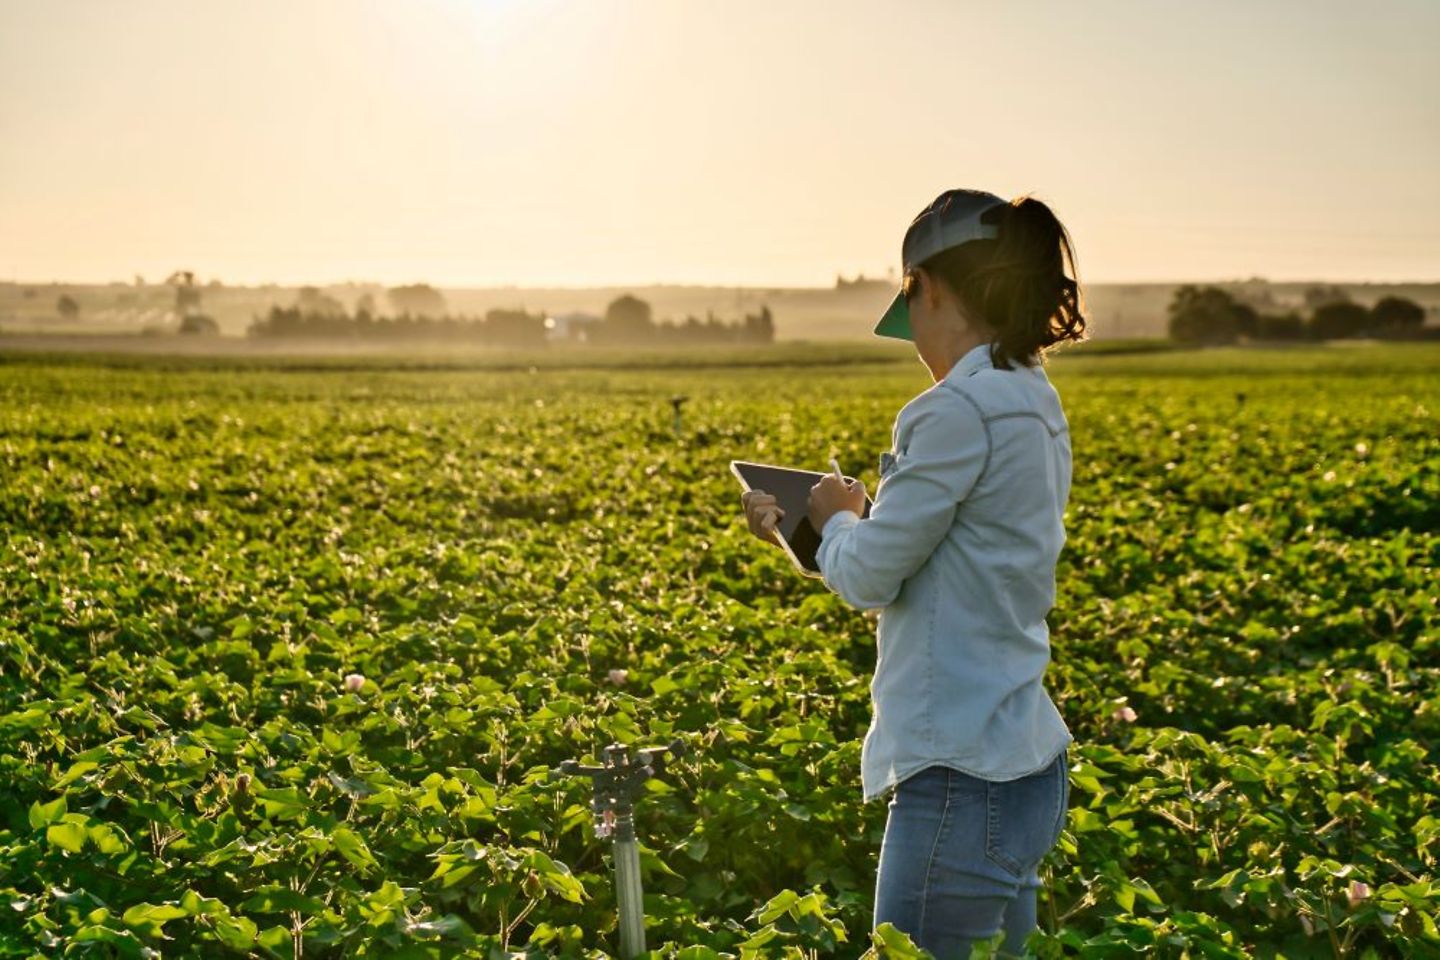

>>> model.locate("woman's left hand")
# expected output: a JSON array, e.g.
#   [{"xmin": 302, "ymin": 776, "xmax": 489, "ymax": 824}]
[{"xmin": 808, "ymin": 474, "xmax": 867, "ymax": 534}]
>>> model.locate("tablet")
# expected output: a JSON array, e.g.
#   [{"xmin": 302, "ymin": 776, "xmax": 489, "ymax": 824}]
[{"xmin": 730, "ymin": 460, "xmax": 873, "ymax": 579}]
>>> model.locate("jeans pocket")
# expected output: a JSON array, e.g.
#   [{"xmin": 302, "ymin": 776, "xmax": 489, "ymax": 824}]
[{"xmin": 984, "ymin": 753, "xmax": 1065, "ymax": 879}]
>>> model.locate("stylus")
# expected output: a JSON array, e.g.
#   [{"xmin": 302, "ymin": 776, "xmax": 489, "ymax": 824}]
[{"xmin": 829, "ymin": 457, "xmax": 844, "ymax": 482}]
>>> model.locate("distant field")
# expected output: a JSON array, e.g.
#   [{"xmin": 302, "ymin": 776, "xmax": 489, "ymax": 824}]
[
  {"xmin": 1, "ymin": 342, "xmax": 1436, "ymax": 957},
  {"xmin": 0, "ymin": 332, "xmax": 1185, "ymax": 371}
]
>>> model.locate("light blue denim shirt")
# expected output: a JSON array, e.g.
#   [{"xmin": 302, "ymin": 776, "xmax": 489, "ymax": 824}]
[{"xmin": 816, "ymin": 342, "xmax": 1073, "ymax": 803}]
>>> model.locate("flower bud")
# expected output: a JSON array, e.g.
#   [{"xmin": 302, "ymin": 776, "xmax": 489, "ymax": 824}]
[
  {"xmin": 344, "ymin": 673, "xmax": 365, "ymax": 692},
  {"xmin": 522, "ymin": 871, "xmax": 542, "ymax": 898}
]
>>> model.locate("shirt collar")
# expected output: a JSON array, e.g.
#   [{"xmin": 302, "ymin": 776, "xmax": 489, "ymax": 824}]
[{"xmin": 943, "ymin": 341, "xmax": 995, "ymax": 383}]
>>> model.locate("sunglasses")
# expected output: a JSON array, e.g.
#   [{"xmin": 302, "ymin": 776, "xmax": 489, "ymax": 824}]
[{"xmin": 901, "ymin": 269, "xmax": 922, "ymax": 302}]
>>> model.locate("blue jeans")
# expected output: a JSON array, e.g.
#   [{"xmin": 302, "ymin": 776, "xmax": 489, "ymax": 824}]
[{"xmin": 873, "ymin": 748, "xmax": 1069, "ymax": 958}]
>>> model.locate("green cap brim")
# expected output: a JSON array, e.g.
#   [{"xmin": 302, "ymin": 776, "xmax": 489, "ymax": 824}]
[{"xmin": 873, "ymin": 290, "xmax": 912, "ymax": 341}]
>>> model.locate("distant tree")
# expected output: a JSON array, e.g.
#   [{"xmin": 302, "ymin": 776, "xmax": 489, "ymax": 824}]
[
  {"xmin": 297, "ymin": 286, "xmax": 347, "ymax": 316},
  {"xmin": 56, "ymin": 294, "xmax": 80, "ymax": 320},
  {"xmin": 1255, "ymin": 312, "xmax": 1305, "ymax": 340},
  {"xmin": 1230, "ymin": 278, "xmax": 1275, "ymax": 311},
  {"xmin": 354, "ymin": 292, "xmax": 377, "ymax": 318},
  {"xmin": 600, "ymin": 293, "xmax": 653, "ymax": 340},
  {"xmin": 387, "ymin": 283, "xmax": 446, "ymax": 317},
  {"xmin": 178, "ymin": 314, "xmax": 220, "ymax": 335},
  {"xmin": 1166, "ymin": 285, "xmax": 1251, "ymax": 344},
  {"xmin": 1371, "ymin": 296, "xmax": 1425, "ymax": 331},
  {"xmin": 743, "ymin": 304, "xmax": 775, "ymax": 342},
  {"xmin": 1309, "ymin": 301, "xmax": 1372, "ymax": 340},
  {"xmin": 1232, "ymin": 301, "xmax": 1259, "ymax": 339},
  {"xmin": 484, "ymin": 308, "xmax": 547, "ymax": 347},
  {"xmin": 1303, "ymin": 284, "xmax": 1350, "ymax": 310}
]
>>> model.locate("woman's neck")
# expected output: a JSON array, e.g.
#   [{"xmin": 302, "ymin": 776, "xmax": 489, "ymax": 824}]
[{"xmin": 925, "ymin": 326, "xmax": 990, "ymax": 382}]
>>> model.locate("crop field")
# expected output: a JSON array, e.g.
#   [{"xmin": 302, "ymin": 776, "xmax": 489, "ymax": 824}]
[{"xmin": 1, "ymin": 343, "xmax": 1437, "ymax": 958}]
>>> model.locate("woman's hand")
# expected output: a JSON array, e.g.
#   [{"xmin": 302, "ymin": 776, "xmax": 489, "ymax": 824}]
[
  {"xmin": 808, "ymin": 474, "xmax": 867, "ymax": 534},
  {"xmin": 741, "ymin": 489, "xmax": 785, "ymax": 546}
]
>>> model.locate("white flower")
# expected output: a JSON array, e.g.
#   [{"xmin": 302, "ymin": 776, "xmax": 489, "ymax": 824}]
[
  {"xmin": 607, "ymin": 669, "xmax": 628, "ymax": 686},
  {"xmin": 1111, "ymin": 705, "xmax": 1138, "ymax": 723},
  {"xmin": 344, "ymin": 673, "xmax": 365, "ymax": 692},
  {"xmin": 1347, "ymin": 880, "xmax": 1370, "ymax": 907}
]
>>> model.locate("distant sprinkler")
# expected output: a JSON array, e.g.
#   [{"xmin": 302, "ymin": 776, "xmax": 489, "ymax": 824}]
[{"xmin": 670, "ymin": 395, "xmax": 688, "ymax": 437}]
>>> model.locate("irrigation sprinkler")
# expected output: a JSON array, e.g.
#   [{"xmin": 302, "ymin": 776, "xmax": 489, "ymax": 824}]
[
  {"xmin": 670, "ymin": 395, "xmax": 688, "ymax": 438},
  {"xmin": 554, "ymin": 739, "xmax": 686, "ymax": 959}
]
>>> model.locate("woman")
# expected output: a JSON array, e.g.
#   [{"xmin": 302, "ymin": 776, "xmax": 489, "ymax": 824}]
[{"xmin": 741, "ymin": 188, "xmax": 1087, "ymax": 957}]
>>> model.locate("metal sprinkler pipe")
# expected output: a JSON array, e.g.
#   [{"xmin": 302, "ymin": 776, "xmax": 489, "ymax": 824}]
[{"xmin": 554, "ymin": 739, "xmax": 685, "ymax": 959}]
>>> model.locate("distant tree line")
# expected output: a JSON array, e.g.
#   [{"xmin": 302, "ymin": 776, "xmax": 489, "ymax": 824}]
[
  {"xmin": 248, "ymin": 306, "xmax": 551, "ymax": 347},
  {"xmin": 1167, "ymin": 284, "xmax": 1431, "ymax": 344},
  {"xmin": 585, "ymin": 294, "xmax": 774, "ymax": 344},
  {"xmin": 247, "ymin": 288, "xmax": 775, "ymax": 346},
  {"xmin": 653, "ymin": 307, "xmax": 775, "ymax": 344}
]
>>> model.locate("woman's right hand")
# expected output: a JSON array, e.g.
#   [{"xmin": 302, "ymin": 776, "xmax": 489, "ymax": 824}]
[{"xmin": 741, "ymin": 489, "xmax": 785, "ymax": 546}]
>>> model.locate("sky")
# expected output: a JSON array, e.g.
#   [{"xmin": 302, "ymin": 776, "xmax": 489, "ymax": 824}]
[{"xmin": 1, "ymin": 0, "xmax": 1437, "ymax": 288}]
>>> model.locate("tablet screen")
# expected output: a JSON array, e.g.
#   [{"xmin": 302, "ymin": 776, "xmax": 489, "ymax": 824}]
[{"xmin": 731, "ymin": 460, "xmax": 873, "ymax": 578}]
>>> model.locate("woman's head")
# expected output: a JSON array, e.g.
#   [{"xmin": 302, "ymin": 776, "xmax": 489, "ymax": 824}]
[{"xmin": 896, "ymin": 191, "xmax": 1088, "ymax": 372}]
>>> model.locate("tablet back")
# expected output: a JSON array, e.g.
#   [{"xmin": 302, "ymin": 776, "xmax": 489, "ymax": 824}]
[{"xmin": 730, "ymin": 460, "xmax": 873, "ymax": 577}]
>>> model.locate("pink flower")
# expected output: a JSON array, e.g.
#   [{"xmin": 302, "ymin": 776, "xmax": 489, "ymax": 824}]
[
  {"xmin": 1347, "ymin": 880, "xmax": 1370, "ymax": 907},
  {"xmin": 1111, "ymin": 705, "xmax": 1138, "ymax": 723},
  {"xmin": 607, "ymin": 669, "xmax": 628, "ymax": 686},
  {"xmin": 344, "ymin": 673, "xmax": 365, "ymax": 692}
]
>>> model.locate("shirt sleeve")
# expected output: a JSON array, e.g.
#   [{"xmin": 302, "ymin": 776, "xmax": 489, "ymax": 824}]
[{"xmin": 814, "ymin": 388, "xmax": 990, "ymax": 609}]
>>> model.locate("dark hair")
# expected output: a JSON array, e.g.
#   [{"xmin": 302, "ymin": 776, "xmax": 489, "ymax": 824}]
[{"xmin": 904, "ymin": 194, "xmax": 1087, "ymax": 370}]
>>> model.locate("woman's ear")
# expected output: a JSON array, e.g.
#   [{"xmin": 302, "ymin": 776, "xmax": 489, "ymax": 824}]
[
  {"xmin": 915, "ymin": 267, "xmax": 939, "ymax": 311},
  {"xmin": 924, "ymin": 268, "xmax": 957, "ymax": 315}
]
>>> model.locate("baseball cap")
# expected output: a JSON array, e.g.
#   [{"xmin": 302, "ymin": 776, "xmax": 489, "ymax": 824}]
[{"xmin": 874, "ymin": 188, "xmax": 1008, "ymax": 341}]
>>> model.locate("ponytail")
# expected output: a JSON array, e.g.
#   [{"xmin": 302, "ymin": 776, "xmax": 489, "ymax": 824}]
[{"xmin": 919, "ymin": 194, "xmax": 1088, "ymax": 369}]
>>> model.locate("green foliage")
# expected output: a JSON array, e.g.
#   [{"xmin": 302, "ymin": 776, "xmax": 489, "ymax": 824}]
[{"xmin": 0, "ymin": 344, "xmax": 1436, "ymax": 957}]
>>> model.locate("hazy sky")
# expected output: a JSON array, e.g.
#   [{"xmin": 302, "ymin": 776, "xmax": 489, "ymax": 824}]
[{"xmin": 2, "ymin": 0, "xmax": 1437, "ymax": 288}]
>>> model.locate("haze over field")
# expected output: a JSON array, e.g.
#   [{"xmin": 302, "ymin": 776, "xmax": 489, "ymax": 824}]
[
  {"xmin": 3, "ymin": 0, "xmax": 1438, "ymax": 297},
  {"xmin": 4, "ymin": 278, "xmax": 1439, "ymax": 342}
]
